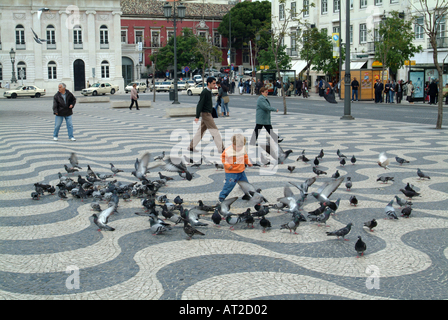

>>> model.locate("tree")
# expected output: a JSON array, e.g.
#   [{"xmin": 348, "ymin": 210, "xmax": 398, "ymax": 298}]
[
  {"xmin": 298, "ymin": 27, "xmax": 322, "ymax": 82},
  {"xmin": 411, "ymin": 1, "xmax": 448, "ymax": 129},
  {"xmin": 374, "ymin": 11, "xmax": 423, "ymax": 93},
  {"xmin": 193, "ymin": 33, "xmax": 223, "ymax": 88},
  {"xmin": 257, "ymin": 42, "xmax": 291, "ymax": 71}
]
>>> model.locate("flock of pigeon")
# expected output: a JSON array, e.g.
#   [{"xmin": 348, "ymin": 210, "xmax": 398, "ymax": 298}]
[{"xmin": 30, "ymin": 145, "xmax": 429, "ymax": 258}]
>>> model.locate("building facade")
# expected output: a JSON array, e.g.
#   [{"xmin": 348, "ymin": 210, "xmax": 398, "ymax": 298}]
[
  {"xmin": 272, "ymin": 0, "xmax": 447, "ymax": 86},
  {"xmin": 0, "ymin": 0, "xmax": 123, "ymax": 93}
]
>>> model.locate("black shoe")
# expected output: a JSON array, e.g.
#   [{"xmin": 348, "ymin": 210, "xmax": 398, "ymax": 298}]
[
  {"xmin": 129, "ymin": 107, "xmax": 132, "ymax": 110},
  {"xmin": 137, "ymin": 108, "xmax": 140, "ymax": 110},
  {"xmin": 278, "ymin": 138, "xmax": 283, "ymax": 143}
]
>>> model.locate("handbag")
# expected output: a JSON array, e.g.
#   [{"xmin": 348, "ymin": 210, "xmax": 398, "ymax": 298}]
[
  {"xmin": 212, "ymin": 107, "xmax": 218, "ymax": 118},
  {"xmin": 223, "ymin": 96, "xmax": 230, "ymax": 104}
]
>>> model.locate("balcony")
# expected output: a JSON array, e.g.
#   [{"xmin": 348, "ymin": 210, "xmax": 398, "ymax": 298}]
[{"xmin": 427, "ymin": 37, "xmax": 448, "ymax": 49}]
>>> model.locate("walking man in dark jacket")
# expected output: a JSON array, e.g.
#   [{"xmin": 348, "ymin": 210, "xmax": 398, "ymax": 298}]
[
  {"xmin": 189, "ymin": 77, "xmax": 224, "ymax": 153},
  {"xmin": 429, "ymin": 79, "xmax": 438, "ymax": 105},
  {"xmin": 53, "ymin": 83, "xmax": 76, "ymax": 141}
]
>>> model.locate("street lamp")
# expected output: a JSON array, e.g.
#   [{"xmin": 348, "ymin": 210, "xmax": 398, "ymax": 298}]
[
  {"xmin": 9, "ymin": 48, "xmax": 17, "ymax": 84},
  {"xmin": 163, "ymin": 1, "xmax": 186, "ymax": 104}
]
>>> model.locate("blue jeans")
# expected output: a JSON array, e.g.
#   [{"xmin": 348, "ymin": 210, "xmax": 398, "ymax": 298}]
[
  {"xmin": 219, "ymin": 171, "xmax": 249, "ymax": 201},
  {"xmin": 389, "ymin": 91, "xmax": 395, "ymax": 103},
  {"xmin": 54, "ymin": 115, "xmax": 74, "ymax": 139},
  {"xmin": 352, "ymin": 89, "xmax": 358, "ymax": 101},
  {"xmin": 221, "ymin": 101, "xmax": 229, "ymax": 115}
]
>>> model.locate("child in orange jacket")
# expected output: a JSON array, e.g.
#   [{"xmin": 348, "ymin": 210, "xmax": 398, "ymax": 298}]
[{"xmin": 218, "ymin": 134, "xmax": 252, "ymax": 202}]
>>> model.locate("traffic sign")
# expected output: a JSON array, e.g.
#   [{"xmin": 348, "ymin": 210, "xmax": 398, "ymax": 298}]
[{"xmin": 184, "ymin": 66, "xmax": 190, "ymax": 73}]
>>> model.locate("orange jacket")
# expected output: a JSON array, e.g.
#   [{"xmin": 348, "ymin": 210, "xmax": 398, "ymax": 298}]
[{"xmin": 221, "ymin": 146, "xmax": 251, "ymax": 173}]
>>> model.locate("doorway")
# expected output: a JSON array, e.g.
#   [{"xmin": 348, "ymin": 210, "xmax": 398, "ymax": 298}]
[
  {"xmin": 73, "ymin": 59, "xmax": 86, "ymax": 91},
  {"xmin": 122, "ymin": 57, "xmax": 133, "ymax": 88}
]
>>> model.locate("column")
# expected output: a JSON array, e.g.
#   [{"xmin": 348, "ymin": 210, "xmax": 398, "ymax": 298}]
[
  {"xmin": 59, "ymin": 10, "xmax": 72, "ymax": 87},
  {"xmin": 112, "ymin": 11, "xmax": 124, "ymax": 90},
  {"xmin": 86, "ymin": 11, "xmax": 96, "ymax": 83},
  {"xmin": 31, "ymin": 11, "xmax": 44, "ymax": 88}
]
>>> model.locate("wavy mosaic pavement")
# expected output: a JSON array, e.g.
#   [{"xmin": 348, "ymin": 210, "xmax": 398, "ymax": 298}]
[{"xmin": 0, "ymin": 98, "xmax": 447, "ymax": 300}]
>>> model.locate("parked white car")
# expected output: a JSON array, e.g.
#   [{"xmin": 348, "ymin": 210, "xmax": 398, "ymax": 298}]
[
  {"xmin": 186, "ymin": 83, "xmax": 218, "ymax": 96},
  {"xmin": 3, "ymin": 85, "xmax": 46, "ymax": 99},
  {"xmin": 82, "ymin": 82, "xmax": 119, "ymax": 96},
  {"xmin": 125, "ymin": 82, "xmax": 147, "ymax": 93},
  {"xmin": 150, "ymin": 81, "xmax": 173, "ymax": 92},
  {"xmin": 193, "ymin": 75, "xmax": 202, "ymax": 83}
]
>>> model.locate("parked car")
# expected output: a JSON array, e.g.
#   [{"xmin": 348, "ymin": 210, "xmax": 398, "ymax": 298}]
[
  {"xmin": 244, "ymin": 68, "xmax": 254, "ymax": 76},
  {"xmin": 152, "ymin": 81, "xmax": 173, "ymax": 92},
  {"xmin": 82, "ymin": 82, "xmax": 119, "ymax": 96},
  {"xmin": 186, "ymin": 83, "xmax": 218, "ymax": 96},
  {"xmin": 220, "ymin": 66, "xmax": 231, "ymax": 73},
  {"xmin": 3, "ymin": 85, "xmax": 46, "ymax": 99},
  {"xmin": 193, "ymin": 75, "xmax": 203, "ymax": 83},
  {"xmin": 125, "ymin": 82, "xmax": 147, "ymax": 93},
  {"xmin": 170, "ymin": 81, "xmax": 188, "ymax": 91},
  {"xmin": 204, "ymin": 68, "xmax": 219, "ymax": 77}
]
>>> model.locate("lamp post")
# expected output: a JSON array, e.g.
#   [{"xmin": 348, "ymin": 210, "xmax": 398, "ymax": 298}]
[
  {"xmin": 9, "ymin": 48, "xmax": 17, "ymax": 84},
  {"xmin": 341, "ymin": 0, "xmax": 354, "ymax": 120},
  {"xmin": 163, "ymin": 1, "xmax": 186, "ymax": 104}
]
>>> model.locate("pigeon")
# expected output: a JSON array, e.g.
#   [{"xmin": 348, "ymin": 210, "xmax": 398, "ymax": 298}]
[
  {"xmin": 355, "ymin": 236, "xmax": 367, "ymax": 258},
  {"xmin": 394, "ymin": 195, "xmax": 412, "ymax": 208},
  {"xmin": 376, "ymin": 176, "xmax": 394, "ymax": 184},
  {"xmin": 280, "ymin": 215, "xmax": 301, "ymax": 234},
  {"xmin": 277, "ymin": 186, "xmax": 305, "ymax": 214},
  {"xmin": 313, "ymin": 166, "xmax": 327, "ymax": 177},
  {"xmin": 400, "ymin": 188, "xmax": 420, "ymax": 199},
  {"xmin": 158, "ymin": 172, "xmax": 174, "ymax": 181},
  {"xmin": 309, "ymin": 207, "xmax": 332, "ymax": 227},
  {"xmin": 395, "ymin": 156, "xmax": 409, "ymax": 165},
  {"xmin": 98, "ymin": 173, "xmax": 113, "ymax": 180},
  {"xmin": 312, "ymin": 177, "xmax": 344, "ymax": 203},
  {"xmin": 337, "ymin": 149, "xmax": 347, "ymax": 159},
  {"xmin": 259, "ymin": 140, "xmax": 293, "ymax": 164},
  {"xmin": 326, "ymin": 222, "xmax": 353, "ymax": 240},
  {"xmin": 350, "ymin": 155, "xmax": 357, "ymax": 165},
  {"xmin": 313, "ymin": 157, "xmax": 319, "ymax": 167},
  {"xmin": 31, "ymin": 27, "xmax": 47, "ymax": 44},
  {"xmin": 307, "ymin": 203, "xmax": 327, "ymax": 216},
  {"xmin": 259, "ymin": 215, "xmax": 272, "ymax": 233},
  {"xmin": 238, "ymin": 181, "xmax": 268, "ymax": 207},
  {"xmin": 174, "ymin": 195, "xmax": 183, "ymax": 205},
  {"xmin": 339, "ymin": 158, "xmax": 346, "ymax": 167},
  {"xmin": 323, "ymin": 198, "xmax": 341, "ymax": 215},
  {"xmin": 299, "ymin": 155, "xmax": 310, "ymax": 164},
  {"xmin": 64, "ymin": 164, "xmax": 79, "ymax": 175},
  {"xmin": 217, "ymin": 197, "xmax": 238, "ymax": 217},
  {"xmin": 317, "ymin": 149, "xmax": 324, "ymax": 159},
  {"xmin": 90, "ymin": 202, "xmax": 102, "ymax": 212},
  {"xmin": 164, "ymin": 157, "xmax": 193, "ymax": 181},
  {"xmin": 110, "ymin": 163, "xmax": 124, "ymax": 175},
  {"xmin": 378, "ymin": 152, "xmax": 390, "ymax": 169},
  {"xmin": 182, "ymin": 219, "xmax": 205, "ymax": 240},
  {"xmin": 345, "ymin": 177, "xmax": 352, "ymax": 191},
  {"xmin": 149, "ymin": 215, "xmax": 172, "ymax": 235},
  {"xmin": 211, "ymin": 208, "xmax": 222, "ymax": 227},
  {"xmin": 131, "ymin": 153, "xmax": 150, "ymax": 181},
  {"xmin": 385, "ymin": 199, "xmax": 398, "ymax": 219},
  {"xmin": 287, "ymin": 165, "xmax": 296, "ymax": 173},
  {"xmin": 196, "ymin": 200, "xmax": 216, "ymax": 212},
  {"xmin": 58, "ymin": 190, "xmax": 67, "ymax": 200},
  {"xmin": 417, "ymin": 168, "xmax": 430, "ymax": 180},
  {"xmin": 31, "ymin": 191, "xmax": 40, "ymax": 200},
  {"xmin": 154, "ymin": 151, "xmax": 165, "ymax": 161},
  {"xmin": 226, "ymin": 214, "xmax": 243, "ymax": 230},
  {"xmin": 404, "ymin": 183, "xmax": 417, "ymax": 193},
  {"xmin": 69, "ymin": 153, "xmax": 82, "ymax": 169},
  {"xmin": 92, "ymin": 205, "xmax": 116, "ymax": 232},
  {"xmin": 363, "ymin": 219, "xmax": 377, "ymax": 232},
  {"xmin": 401, "ymin": 206, "xmax": 412, "ymax": 218},
  {"xmin": 215, "ymin": 163, "xmax": 224, "ymax": 170},
  {"xmin": 331, "ymin": 170, "xmax": 340, "ymax": 179},
  {"xmin": 349, "ymin": 195, "xmax": 358, "ymax": 206}
]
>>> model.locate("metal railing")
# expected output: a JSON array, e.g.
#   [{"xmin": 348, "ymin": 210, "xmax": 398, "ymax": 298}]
[{"xmin": 427, "ymin": 37, "xmax": 448, "ymax": 49}]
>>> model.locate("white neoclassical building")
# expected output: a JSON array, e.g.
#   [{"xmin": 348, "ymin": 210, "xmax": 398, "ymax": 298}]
[
  {"xmin": 272, "ymin": 0, "xmax": 447, "ymax": 85},
  {"xmin": 0, "ymin": 0, "xmax": 123, "ymax": 93}
]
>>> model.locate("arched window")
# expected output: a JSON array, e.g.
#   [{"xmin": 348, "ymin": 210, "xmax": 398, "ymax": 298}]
[
  {"xmin": 100, "ymin": 25, "xmax": 109, "ymax": 49},
  {"xmin": 16, "ymin": 25, "xmax": 25, "ymax": 49},
  {"xmin": 48, "ymin": 61, "xmax": 57, "ymax": 80},
  {"xmin": 17, "ymin": 61, "xmax": 26, "ymax": 80},
  {"xmin": 46, "ymin": 25, "xmax": 56, "ymax": 49},
  {"xmin": 73, "ymin": 25, "xmax": 83, "ymax": 49},
  {"xmin": 101, "ymin": 60, "xmax": 109, "ymax": 78}
]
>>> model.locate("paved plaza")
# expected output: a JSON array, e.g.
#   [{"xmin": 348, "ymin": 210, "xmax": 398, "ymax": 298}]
[{"xmin": 0, "ymin": 94, "xmax": 447, "ymax": 300}]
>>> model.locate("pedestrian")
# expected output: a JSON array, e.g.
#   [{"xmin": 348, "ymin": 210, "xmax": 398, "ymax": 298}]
[
  {"xmin": 302, "ymin": 80, "xmax": 309, "ymax": 98},
  {"xmin": 5, "ymin": 81, "xmax": 10, "ymax": 89},
  {"xmin": 351, "ymin": 77, "xmax": 359, "ymax": 101},
  {"xmin": 429, "ymin": 79, "xmax": 438, "ymax": 105},
  {"xmin": 214, "ymin": 81, "xmax": 222, "ymax": 117},
  {"xmin": 296, "ymin": 78, "xmax": 302, "ymax": 96},
  {"xmin": 443, "ymin": 83, "xmax": 448, "ymax": 105},
  {"xmin": 374, "ymin": 79, "xmax": 383, "ymax": 103},
  {"xmin": 231, "ymin": 79, "xmax": 235, "ymax": 94},
  {"xmin": 53, "ymin": 83, "xmax": 76, "ymax": 141},
  {"xmin": 129, "ymin": 83, "xmax": 139, "ymax": 110},
  {"xmin": 238, "ymin": 79, "xmax": 244, "ymax": 95},
  {"xmin": 384, "ymin": 80, "xmax": 391, "ymax": 103},
  {"xmin": 221, "ymin": 82, "xmax": 230, "ymax": 117},
  {"xmin": 189, "ymin": 77, "xmax": 224, "ymax": 153},
  {"xmin": 249, "ymin": 86, "xmax": 281, "ymax": 146},
  {"xmin": 407, "ymin": 80, "xmax": 415, "ymax": 104},
  {"xmin": 218, "ymin": 134, "xmax": 252, "ymax": 202},
  {"xmin": 389, "ymin": 80, "xmax": 395, "ymax": 103},
  {"xmin": 87, "ymin": 80, "xmax": 90, "ymax": 88},
  {"xmin": 318, "ymin": 78, "xmax": 324, "ymax": 96},
  {"xmin": 0, "ymin": 82, "xmax": 2, "ymax": 88},
  {"xmin": 395, "ymin": 80, "xmax": 403, "ymax": 104}
]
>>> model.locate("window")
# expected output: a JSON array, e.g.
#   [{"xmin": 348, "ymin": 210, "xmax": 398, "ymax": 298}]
[
  {"xmin": 16, "ymin": 25, "xmax": 25, "ymax": 49},
  {"xmin": 350, "ymin": 25, "xmax": 353, "ymax": 44},
  {"xmin": 46, "ymin": 25, "xmax": 56, "ymax": 49},
  {"xmin": 135, "ymin": 30, "xmax": 143, "ymax": 44},
  {"xmin": 198, "ymin": 31, "xmax": 207, "ymax": 38},
  {"xmin": 321, "ymin": 0, "xmax": 328, "ymax": 14},
  {"xmin": 290, "ymin": 31, "xmax": 297, "ymax": 51},
  {"xmin": 333, "ymin": 26, "xmax": 340, "ymax": 34},
  {"xmin": 101, "ymin": 60, "xmax": 109, "ymax": 78},
  {"xmin": 48, "ymin": 61, "xmax": 57, "ymax": 80},
  {"xmin": 243, "ymin": 50, "xmax": 250, "ymax": 63},
  {"xmin": 390, "ymin": 0, "xmax": 398, "ymax": 3},
  {"xmin": 415, "ymin": 17, "xmax": 424, "ymax": 39},
  {"xmin": 151, "ymin": 31, "xmax": 160, "ymax": 47},
  {"xmin": 17, "ymin": 61, "xmax": 26, "ymax": 80},
  {"xmin": 360, "ymin": 0, "xmax": 367, "ymax": 8},
  {"xmin": 303, "ymin": 0, "xmax": 309, "ymax": 16},
  {"xmin": 374, "ymin": 28, "xmax": 381, "ymax": 42},
  {"xmin": 213, "ymin": 31, "xmax": 221, "ymax": 47},
  {"xmin": 436, "ymin": 16, "xmax": 445, "ymax": 38},
  {"xmin": 167, "ymin": 31, "xmax": 174, "ymax": 40},
  {"xmin": 100, "ymin": 25, "xmax": 109, "ymax": 49},
  {"xmin": 360, "ymin": 23, "xmax": 367, "ymax": 43},
  {"xmin": 74, "ymin": 25, "xmax": 83, "ymax": 49},
  {"xmin": 334, "ymin": 0, "xmax": 340, "ymax": 12},
  {"xmin": 374, "ymin": 0, "xmax": 382, "ymax": 5},
  {"xmin": 121, "ymin": 30, "xmax": 127, "ymax": 44},
  {"xmin": 291, "ymin": 2, "xmax": 297, "ymax": 17},
  {"xmin": 279, "ymin": 3, "xmax": 285, "ymax": 20}
]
